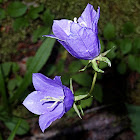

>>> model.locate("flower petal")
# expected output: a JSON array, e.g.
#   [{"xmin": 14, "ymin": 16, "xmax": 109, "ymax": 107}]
[
  {"xmin": 78, "ymin": 4, "xmax": 100, "ymax": 31},
  {"xmin": 58, "ymin": 40, "xmax": 80, "ymax": 59},
  {"xmin": 23, "ymin": 91, "xmax": 55, "ymax": 115},
  {"xmin": 52, "ymin": 19, "xmax": 72, "ymax": 41},
  {"xmin": 92, "ymin": 6, "xmax": 100, "ymax": 33},
  {"xmin": 53, "ymin": 76, "xmax": 62, "ymax": 86},
  {"xmin": 33, "ymin": 73, "xmax": 64, "ymax": 98},
  {"xmin": 63, "ymin": 86, "xmax": 74, "ymax": 112},
  {"xmin": 39, "ymin": 103, "xmax": 64, "ymax": 132},
  {"xmin": 67, "ymin": 23, "xmax": 100, "ymax": 60}
]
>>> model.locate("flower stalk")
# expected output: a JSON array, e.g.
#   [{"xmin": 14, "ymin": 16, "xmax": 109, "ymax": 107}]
[
  {"xmin": 89, "ymin": 71, "xmax": 97, "ymax": 96},
  {"xmin": 74, "ymin": 71, "xmax": 98, "ymax": 102}
]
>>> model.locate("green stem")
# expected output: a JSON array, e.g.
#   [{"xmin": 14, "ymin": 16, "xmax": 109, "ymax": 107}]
[
  {"xmin": 89, "ymin": 72, "xmax": 97, "ymax": 96},
  {"xmin": 74, "ymin": 71, "xmax": 98, "ymax": 101}
]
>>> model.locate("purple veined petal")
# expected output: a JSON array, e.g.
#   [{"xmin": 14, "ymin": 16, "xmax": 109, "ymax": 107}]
[
  {"xmin": 92, "ymin": 6, "xmax": 100, "ymax": 33},
  {"xmin": 70, "ymin": 22, "xmax": 82, "ymax": 34},
  {"xmin": 33, "ymin": 73, "xmax": 64, "ymax": 98},
  {"xmin": 63, "ymin": 86, "xmax": 74, "ymax": 112},
  {"xmin": 53, "ymin": 76, "xmax": 62, "ymax": 86},
  {"xmin": 23, "ymin": 91, "xmax": 56, "ymax": 115},
  {"xmin": 97, "ymin": 36, "xmax": 101, "ymax": 54},
  {"xmin": 52, "ymin": 19, "xmax": 73, "ymax": 41},
  {"xmin": 78, "ymin": 3, "xmax": 97, "ymax": 29},
  {"xmin": 42, "ymin": 34, "xmax": 65, "ymax": 41},
  {"xmin": 57, "ymin": 40, "xmax": 81, "ymax": 59},
  {"xmin": 67, "ymin": 25, "xmax": 100, "ymax": 60},
  {"xmin": 39, "ymin": 103, "xmax": 65, "ymax": 132}
]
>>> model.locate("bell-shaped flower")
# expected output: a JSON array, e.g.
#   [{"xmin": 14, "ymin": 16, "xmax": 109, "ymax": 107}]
[
  {"xmin": 43, "ymin": 4, "xmax": 100, "ymax": 60},
  {"xmin": 23, "ymin": 73, "xmax": 74, "ymax": 132}
]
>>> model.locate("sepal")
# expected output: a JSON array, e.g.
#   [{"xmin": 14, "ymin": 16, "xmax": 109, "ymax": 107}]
[
  {"xmin": 91, "ymin": 49, "xmax": 112, "ymax": 73},
  {"xmin": 79, "ymin": 61, "xmax": 91, "ymax": 72},
  {"xmin": 73, "ymin": 103, "xmax": 82, "ymax": 119},
  {"xmin": 79, "ymin": 105, "xmax": 84, "ymax": 116},
  {"xmin": 91, "ymin": 59, "xmax": 104, "ymax": 73},
  {"xmin": 74, "ymin": 94, "xmax": 89, "ymax": 101}
]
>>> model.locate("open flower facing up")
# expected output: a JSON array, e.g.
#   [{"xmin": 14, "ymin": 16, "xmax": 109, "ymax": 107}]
[
  {"xmin": 23, "ymin": 73, "xmax": 74, "ymax": 132},
  {"xmin": 43, "ymin": 4, "xmax": 100, "ymax": 60}
]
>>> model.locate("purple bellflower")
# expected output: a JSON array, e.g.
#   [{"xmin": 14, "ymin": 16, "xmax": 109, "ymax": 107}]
[
  {"xmin": 43, "ymin": 4, "xmax": 100, "ymax": 60},
  {"xmin": 23, "ymin": 73, "xmax": 74, "ymax": 132}
]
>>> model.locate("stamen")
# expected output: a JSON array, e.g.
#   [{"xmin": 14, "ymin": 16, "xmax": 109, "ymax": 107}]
[
  {"xmin": 47, "ymin": 101, "xmax": 58, "ymax": 108},
  {"xmin": 40, "ymin": 96, "xmax": 64, "ymax": 109},
  {"xmin": 74, "ymin": 17, "xmax": 78, "ymax": 23}
]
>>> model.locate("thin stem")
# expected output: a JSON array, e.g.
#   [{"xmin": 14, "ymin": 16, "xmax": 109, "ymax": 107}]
[
  {"xmin": 74, "ymin": 71, "xmax": 98, "ymax": 102},
  {"xmin": 89, "ymin": 72, "xmax": 97, "ymax": 96}
]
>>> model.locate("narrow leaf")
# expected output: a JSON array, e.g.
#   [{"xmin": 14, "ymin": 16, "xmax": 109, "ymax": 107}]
[
  {"xmin": 10, "ymin": 38, "xmax": 55, "ymax": 103},
  {"xmin": 7, "ymin": 119, "xmax": 22, "ymax": 140},
  {"xmin": 0, "ymin": 66, "xmax": 8, "ymax": 109}
]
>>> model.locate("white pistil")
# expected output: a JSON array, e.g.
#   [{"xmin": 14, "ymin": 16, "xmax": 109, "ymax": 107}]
[
  {"xmin": 74, "ymin": 17, "xmax": 78, "ymax": 23},
  {"xmin": 40, "ymin": 96, "xmax": 64, "ymax": 109}
]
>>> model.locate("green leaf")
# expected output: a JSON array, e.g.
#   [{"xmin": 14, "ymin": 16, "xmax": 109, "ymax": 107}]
[
  {"xmin": 72, "ymin": 73, "xmax": 92, "ymax": 87},
  {"xmin": 69, "ymin": 60, "xmax": 82, "ymax": 73},
  {"xmin": 32, "ymin": 26, "xmax": 49, "ymax": 43},
  {"xmin": 5, "ymin": 117, "xmax": 29, "ymax": 135},
  {"xmin": 128, "ymin": 55, "xmax": 140, "ymax": 73},
  {"xmin": 10, "ymin": 38, "xmax": 55, "ymax": 103},
  {"xmin": 103, "ymin": 23, "xmax": 115, "ymax": 40},
  {"xmin": 12, "ymin": 62, "xmax": 19, "ymax": 73},
  {"xmin": 120, "ymin": 39, "xmax": 132, "ymax": 54},
  {"xmin": 132, "ymin": 38, "xmax": 140, "ymax": 53},
  {"xmin": 123, "ymin": 22, "xmax": 135, "ymax": 35},
  {"xmin": 93, "ymin": 84, "xmax": 103, "ymax": 103},
  {"xmin": 117, "ymin": 62, "xmax": 126, "ymax": 74},
  {"xmin": 0, "ymin": 62, "xmax": 12, "ymax": 77},
  {"xmin": 7, "ymin": 119, "xmax": 22, "ymax": 140},
  {"xmin": 0, "ymin": 8, "xmax": 5, "ymax": 20},
  {"xmin": 0, "ymin": 66, "xmax": 8, "ymax": 109},
  {"xmin": 6, "ymin": 2, "xmax": 27, "ymax": 17},
  {"xmin": 8, "ymin": 79, "xmax": 17, "ymax": 91},
  {"xmin": 26, "ymin": 57, "xmax": 33, "ymax": 70},
  {"xmin": 28, "ymin": 5, "xmax": 44, "ymax": 20},
  {"xmin": 41, "ymin": 9, "xmax": 54, "ymax": 27},
  {"xmin": 13, "ymin": 17, "xmax": 29, "ymax": 31}
]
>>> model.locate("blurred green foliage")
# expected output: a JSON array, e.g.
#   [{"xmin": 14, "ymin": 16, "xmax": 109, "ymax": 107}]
[
  {"xmin": 126, "ymin": 104, "xmax": 140, "ymax": 140},
  {"xmin": 0, "ymin": 1, "xmax": 54, "ymax": 61},
  {"xmin": 0, "ymin": 0, "xmax": 140, "ymax": 139},
  {"xmin": 0, "ymin": 1, "xmax": 55, "ymax": 137}
]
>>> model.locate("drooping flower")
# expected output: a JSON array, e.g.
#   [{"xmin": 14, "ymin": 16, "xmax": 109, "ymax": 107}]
[
  {"xmin": 43, "ymin": 4, "xmax": 100, "ymax": 60},
  {"xmin": 23, "ymin": 73, "xmax": 74, "ymax": 132}
]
